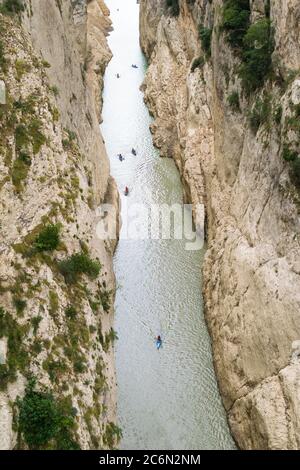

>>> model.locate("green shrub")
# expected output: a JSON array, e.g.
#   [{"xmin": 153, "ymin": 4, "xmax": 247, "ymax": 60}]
[
  {"xmin": 199, "ymin": 25, "xmax": 212, "ymax": 57},
  {"xmin": 13, "ymin": 297, "xmax": 26, "ymax": 315},
  {"xmin": 239, "ymin": 19, "xmax": 274, "ymax": 93},
  {"xmin": 15, "ymin": 124, "xmax": 30, "ymax": 151},
  {"xmin": 15, "ymin": 59, "xmax": 31, "ymax": 81},
  {"xmin": 274, "ymin": 105, "xmax": 282, "ymax": 125},
  {"xmin": 265, "ymin": 0, "xmax": 271, "ymax": 17},
  {"xmin": 221, "ymin": 0, "xmax": 250, "ymax": 48},
  {"xmin": 58, "ymin": 252, "xmax": 101, "ymax": 283},
  {"xmin": 291, "ymin": 157, "xmax": 300, "ymax": 188},
  {"xmin": 0, "ymin": 40, "xmax": 7, "ymax": 71},
  {"xmin": 17, "ymin": 379, "xmax": 80, "ymax": 449},
  {"xmin": 73, "ymin": 358, "xmax": 86, "ymax": 374},
  {"xmin": 227, "ymin": 91, "xmax": 240, "ymax": 112},
  {"xmin": 281, "ymin": 145, "xmax": 300, "ymax": 189},
  {"xmin": 0, "ymin": 308, "xmax": 28, "ymax": 390},
  {"xmin": 286, "ymin": 104, "xmax": 300, "ymax": 136},
  {"xmin": 49, "ymin": 85, "xmax": 60, "ymax": 97},
  {"xmin": 62, "ymin": 129, "xmax": 77, "ymax": 150},
  {"xmin": 103, "ymin": 422, "xmax": 122, "ymax": 449},
  {"xmin": 282, "ymin": 144, "xmax": 298, "ymax": 162},
  {"xmin": 43, "ymin": 358, "xmax": 67, "ymax": 382},
  {"xmin": 13, "ymin": 94, "xmax": 38, "ymax": 115},
  {"xmin": 191, "ymin": 56, "xmax": 205, "ymax": 72},
  {"xmin": 34, "ymin": 224, "xmax": 60, "ymax": 252},
  {"xmin": 28, "ymin": 118, "xmax": 46, "ymax": 154},
  {"xmin": 0, "ymin": 0, "xmax": 24, "ymax": 15},
  {"xmin": 0, "ymin": 365, "xmax": 11, "ymax": 388},
  {"xmin": 15, "ymin": 119, "xmax": 46, "ymax": 154},
  {"xmin": 102, "ymin": 328, "xmax": 118, "ymax": 353},
  {"xmin": 41, "ymin": 60, "xmax": 51, "ymax": 68},
  {"xmin": 65, "ymin": 305, "xmax": 77, "ymax": 319},
  {"xmin": 166, "ymin": 0, "xmax": 180, "ymax": 17},
  {"xmin": 11, "ymin": 153, "xmax": 31, "ymax": 191},
  {"xmin": 31, "ymin": 316, "xmax": 42, "ymax": 334},
  {"xmin": 248, "ymin": 95, "xmax": 271, "ymax": 133},
  {"xmin": 100, "ymin": 290, "xmax": 111, "ymax": 313}
]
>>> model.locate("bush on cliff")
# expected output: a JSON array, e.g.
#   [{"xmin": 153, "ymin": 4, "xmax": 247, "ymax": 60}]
[
  {"xmin": 0, "ymin": 0, "xmax": 24, "ymax": 15},
  {"xmin": 34, "ymin": 224, "xmax": 60, "ymax": 252},
  {"xmin": 58, "ymin": 252, "xmax": 101, "ymax": 284},
  {"xmin": 227, "ymin": 91, "xmax": 240, "ymax": 112},
  {"xmin": 248, "ymin": 95, "xmax": 271, "ymax": 133},
  {"xmin": 199, "ymin": 25, "xmax": 212, "ymax": 57},
  {"xmin": 0, "ymin": 40, "xmax": 7, "ymax": 72},
  {"xmin": 239, "ymin": 19, "xmax": 274, "ymax": 93},
  {"xmin": 221, "ymin": 0, "xmax": 250, "ymax": 48},
  {"xmin": 166, "ymin": 0, "xmax": 180, "ymax": 17},
  {"xmin": 17, "ymin": 378, "xmax": 79, "ymax": 449},
  {"xmin": 291, "ymin": 157, "xmax": 300, "ymax": 189}
]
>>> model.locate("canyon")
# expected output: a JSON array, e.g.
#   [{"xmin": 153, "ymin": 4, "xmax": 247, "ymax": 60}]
[{"xmin": 140, "ymin": 0, "xmax": 300, "ymax": 450}]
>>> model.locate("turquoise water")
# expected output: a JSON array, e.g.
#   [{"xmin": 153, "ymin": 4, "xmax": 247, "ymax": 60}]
[{"xmin": 101, "ymin": 0, "xmax": 235, "ymax": 450}]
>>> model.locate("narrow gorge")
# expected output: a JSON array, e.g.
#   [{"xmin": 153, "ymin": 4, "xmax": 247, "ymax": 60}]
[
  {"xmin": 0, "ymin": 0, "xmax": 300, "ymax": 453},
  {"xmin": 140, "ymin": 0, "xmax": 300, "ymax": 450}
]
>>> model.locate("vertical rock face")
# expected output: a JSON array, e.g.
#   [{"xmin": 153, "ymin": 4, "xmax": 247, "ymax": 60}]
[
  {"xmin": 0, "ymin": 1, "xmax": 119, "ymax": 449},
  {"xmin": 140, "ymin": 0, "xmax": 300, "ymax": 449}
]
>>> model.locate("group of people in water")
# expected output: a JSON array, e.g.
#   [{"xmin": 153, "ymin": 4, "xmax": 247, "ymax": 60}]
[
  {"xmin": 115, "ymin": 62, "xmax": 163, "ymax": 350},
  {"xmin": 117, "ymin": 148, "xmax": 137, "ymax": 196},
  {"xmin": 116, "ymin": 66, "xmax": 139, "ymax": 195},
  {"xmin": 116, "ymin": 64, "xmax": 138, "ymax": 80}
]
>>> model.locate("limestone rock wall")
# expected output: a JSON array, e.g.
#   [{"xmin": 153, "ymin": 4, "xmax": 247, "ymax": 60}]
[
  {"xmin": 0, "ymin": 0, "xmax": 119, "ymax": 450},
  {"xmin": 140, "ymin": 0, "xmax": 300, "ymax": 449}
]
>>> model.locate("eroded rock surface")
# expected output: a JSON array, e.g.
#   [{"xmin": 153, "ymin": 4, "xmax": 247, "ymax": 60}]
[{"xmin": 0, "ymin": 1, "xmax": 119, "ymax": 450}]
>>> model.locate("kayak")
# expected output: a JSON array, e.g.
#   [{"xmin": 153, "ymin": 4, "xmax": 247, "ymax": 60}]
[{"xmin": 156, "ymin": 340, "xmax": 162, "ymax": 350}]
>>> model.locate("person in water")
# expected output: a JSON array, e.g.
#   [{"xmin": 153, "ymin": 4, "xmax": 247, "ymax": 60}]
[
  {"xmin": 157, "ymin": 335, "xmax": 161, "ymax": 343},
  {"xmin": 116, "ymin": 73, "xmax": 120, "ymax": 78},
  {"xmin": 118, "ymin": 154, "xmax": 124, "ymax": 161},
  {"xmin": 125, "ymin": 186, "xmax": 129, "ymax": 196},
  {"xmin": 131, "ymin": 148, "xmax": 137, "ymax": 156}
]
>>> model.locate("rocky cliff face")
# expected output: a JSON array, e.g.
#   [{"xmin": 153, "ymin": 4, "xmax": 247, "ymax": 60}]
[
  {"xmin": 0, "ymin": 0, "xmax": 119, "ymax": 450},
  {"xmin": 140, "ymin": 0, "xmax": 300, "ymax": 449}
]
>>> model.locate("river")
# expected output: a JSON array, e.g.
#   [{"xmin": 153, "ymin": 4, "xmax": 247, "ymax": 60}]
[{"xmin": 101, "ymin": 0, "xmax": 235, "ymax": 450}]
